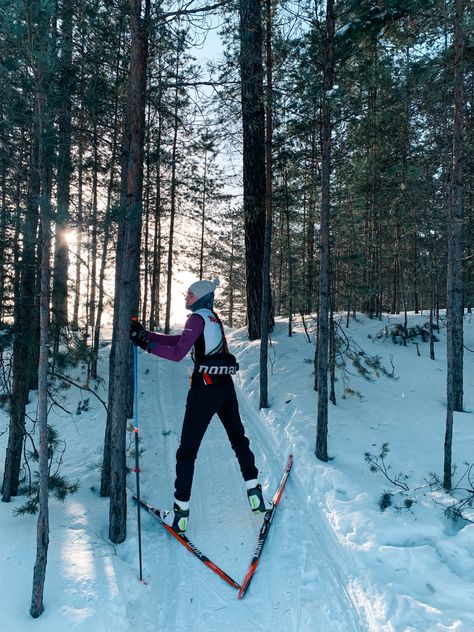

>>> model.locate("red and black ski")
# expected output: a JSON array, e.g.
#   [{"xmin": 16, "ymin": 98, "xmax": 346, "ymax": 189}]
[
  {"xmin": 133, "ymin": 495, "xmax": 240, "ymax": 590},
  {"xmin": 238, "ymin": 454, "xmax": 293, "ymax": 599}
]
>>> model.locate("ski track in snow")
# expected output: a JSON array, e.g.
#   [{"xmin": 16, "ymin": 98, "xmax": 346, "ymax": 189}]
[
  {"xmin": 4, "ymin": 313, "xmax": 472, "ymax": 630},
  {"xmin": 128, "ymin": 351, "xmax": 370, "ymax": 632}
]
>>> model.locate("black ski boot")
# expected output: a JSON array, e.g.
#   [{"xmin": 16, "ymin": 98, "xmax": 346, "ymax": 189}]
[
  {"xmin": 164, "ymin": 499, "xmax": 189, "ymax": 534},
  {"xmin": 246, "ymin": 481, "xmax": 272, "ymax": 514}
]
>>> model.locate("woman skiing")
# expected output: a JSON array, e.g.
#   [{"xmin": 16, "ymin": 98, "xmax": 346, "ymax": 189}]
[{"xmin": 130, "ymin": 278, "xmax": 269, "ymax": 534}]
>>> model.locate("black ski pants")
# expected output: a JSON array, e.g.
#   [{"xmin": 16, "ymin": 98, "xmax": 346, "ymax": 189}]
[{"xmin": 174, "ymin": 376, "xmax": 258, "ymax": 503}]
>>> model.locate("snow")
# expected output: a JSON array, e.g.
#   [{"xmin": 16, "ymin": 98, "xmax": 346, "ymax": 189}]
[
  {"xmin": 336, "ymin": 24, "xmax": 351, "ymax": 38},
  {"xmin": 325, "ymin": 84, "xmax": 339, "ymax": 97},
  {"xmin": 1, "ymin": 311, "xmax": 473, "ymax": 631}
]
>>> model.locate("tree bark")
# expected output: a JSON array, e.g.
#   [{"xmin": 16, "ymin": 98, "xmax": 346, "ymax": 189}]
[
  {"xmin": 199, "ymin": 149, "xmax": 209, "ymax": 280},
  {"xmin": 31, "ymin": 187, "xmax": 51, "ymax": 621},
  {"xmin": 2, "ymin": 119, "xmax": 40, "ymax": 501},
  {"xmin": 305, "ymin": 130, "xmax": 317, "ymax": 314},
  {"xmin": 149, "ymin": 45, "xmax": 164, "ymax": 332},
  {"xmin": 239, "ymin": 0, "xmax": 266, "ymax": 340},
  {"xmin": 91, "ymin": 22, "xmax": 124, "ymax": 378},
  {"xmin": 103, "ymin": 0, "xmax": 149, "ymax": 543},
  {"xmin": 285, "ymin": 171, "xmax": 294, "ymax": 337},
  {"xmin": 29, "ymin": 0, "xmax": 53, "ymax": 615},
  {"xmin": 315, "ymin": 0, "xmax": 334, "ymax": 463},
  {"xmin": 228, "ymin": 218, "xmax": 235, "ymax": 327},
  {"xmin": 52, "ymin": 0, "xmax": 74, "ymax": 343},
  {"xmin": 0, "ymin": 168, "xmax": 7, "ymax": 320},
  {"xmin": 444, "ymin": 0, "xmax": 465, "ymax": 490},
  {"xmin": 164, "ymin": 37, "xmax": 182, "ymax": 334},
  {"xmin": 149, "ymin": 159, "xmax": 162, "ymax": 330},
  {"xmin": 259, "ymin": 0, "xmax": 273, "ymax": 409},
  {"xmin": 71, "ymin": 43, "xmax": 86, "ymax": 331},
  {"xmin": 72, "ymin": 133, "xmax": 84, "ymax": 330},
  {"xmin": 87, "ymin": 119, "xmax": 99, "ymax": 376},
  {"xmin": 446, "ymin": 0, "xmax": 465, "ymax": 414},
  {"xmin": 329, "ymin": 304, "xmax": 336, "ymax": 405},
  {"xmin": 142, "ymin": 101, "xmax": 151, "ymax": 324}
]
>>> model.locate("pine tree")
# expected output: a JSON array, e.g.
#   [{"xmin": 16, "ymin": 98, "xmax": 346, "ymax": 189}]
[
  {"xmin": 239, "ymin": 0, "xmax": 266, "ymax": 340},
  {"xmin": 103, "ymin": 0, "xmax": 150, "ymax": 544},
  {"xmin": 444, "ymin": 0, "xmax": 466, "ymax": 490},
  {"xmin": 315, "ymin": 0, "xmax": 335, "ymax": 463}
]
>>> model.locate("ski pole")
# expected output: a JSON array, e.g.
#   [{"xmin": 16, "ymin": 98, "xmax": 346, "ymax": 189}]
[{"xmin": 132, "ymin": 317, "xmax": 144, "ymax": 582}]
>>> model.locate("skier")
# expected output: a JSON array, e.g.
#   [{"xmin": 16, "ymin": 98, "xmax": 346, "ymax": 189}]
[{"xmin": 130, "ymin": 278, "xmax": 270, "ymax": 534}]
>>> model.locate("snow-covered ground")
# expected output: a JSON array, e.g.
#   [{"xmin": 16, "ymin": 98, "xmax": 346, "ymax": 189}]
[{"xmin": 0, "ymin": 311, "xmax": 473, "ymax": 631}]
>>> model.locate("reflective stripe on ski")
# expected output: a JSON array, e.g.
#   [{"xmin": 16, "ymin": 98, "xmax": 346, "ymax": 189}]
[
  {"xmin": 132, "ymin": 495, "xmax": 241, "ymax": 590},
  {"xmin": 238, "ymin": 454, "xmax": 293, "ymax": 599}
]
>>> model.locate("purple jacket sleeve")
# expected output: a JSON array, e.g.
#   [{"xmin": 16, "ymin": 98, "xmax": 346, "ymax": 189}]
[
  {"xmin": 146, "ymin": 331, "xmax": 181, "ymax": 346},
  {"xmin": 147, "ymin": 314, "xmax": 204, "ymax": 362}
]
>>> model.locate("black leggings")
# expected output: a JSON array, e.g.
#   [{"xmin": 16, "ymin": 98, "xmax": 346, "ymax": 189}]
[{"xmin": 174, "ymin": 377, "xmax": 258, "ymax": 503}]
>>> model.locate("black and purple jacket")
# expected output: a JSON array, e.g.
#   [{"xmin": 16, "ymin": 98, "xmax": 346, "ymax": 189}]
[{"xmin": 146, "ymin": 309, "xmax": 224, "ymax": 363}]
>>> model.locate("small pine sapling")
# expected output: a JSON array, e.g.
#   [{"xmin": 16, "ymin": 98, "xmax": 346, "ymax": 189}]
[
  {"xmin": 365, "ymin": 443, "xmax": 416, "ymax": 513},
  {"xmin": 430, "ymin": 464, "xmax": 474, "ymax": 524},
  {"xmin": 15, "ymin": 425, "xmax": 79, "ymax": 515},
  {"xmin": 378, "ymin": 492, "xmax": 393, "ymax": 511},
  {"xmin": 335, "ymin": 322, "xmax": 397, "ymax": 399}
]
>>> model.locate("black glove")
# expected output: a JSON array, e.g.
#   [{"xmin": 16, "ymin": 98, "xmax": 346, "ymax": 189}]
[{"xmin": 130, "ymin": 319, "xmax": 148, "ymax": 350}]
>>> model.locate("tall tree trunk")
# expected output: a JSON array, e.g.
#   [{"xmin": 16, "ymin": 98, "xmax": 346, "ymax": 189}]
[
  {"xmin": 199, "ymin": 150, "xmax": 208, "ymax": 280},
  {"xmin": 87, "ymin": 119, "xmax": 99, "ymax": 377},
  {"xmin": 52, "ymin": 0, "xmax": 73, "ymax": 346},
  {"xmin": 429, "ymin": 299, "xmax": 435, "ymax": 360},
  {"xmin": 364, "ymin": 35, "xmax": 379, "ymax": 318},
  {"xmin": 2, "ymin": 123, "xmax": 40, "ymax": 501},
  {"xmin": 31, "ymin": 190, "xmax": 52, "ymax": 620},
  {"xmin": 29, "ymin": 0, "xmax": 53, "ymax": 615},
  {"xmin": 305, "ymin": 130, "xmax": 317, "ymax": 314},
  {"xmin": 72, "ymin": 139, "xmax": 84, "ymax": 330},
  {"xmin": 103, "ymin": 0, "xmax": 149, "ymax": 543},
  {"xmin": 142, "ymin": 101, "xmax": 151, "ymax": 324},
  {"xmin": 90, "ymin": 182, "xmax": 117, "ymax": 382},
  {"xmin": 164, "ymin": 39, "xmax": 181, "ymax": 334},
  {"xmin": 0, "ymin": 169, "xmax": 7, "ymax": 320},
  {"xmin": 71, "ymin": 49, "xmax": 86, "ymax": 331},
  {"xmin": 30, "ymin": 217, "xmax": 50, "ymax": 617},
  {"xmin": 444, "ymin": 0, "xmax": 465, "ymax": 490},
  {"xmin": 315, "ymin": 0, "xmax": 334, "ymax": 463},
  {"xmin": 12, "ymin": 131, "xmax": 26, "ymax": 327},
  {"xmin": 91, "ymin": 22, "xmax": 124, "ymax": 378},
  {"xmin": 276, "ymin": 206, "xmax": 284, "ymax": 316},
  {"xmin": 329, "ymin": 299, "xmax": 336, "ymax": 405},
  {"xmin": 149, "ymin": 46, "xmax": 163, "ymax": 332},
  {"xmin": 84, "ymin": 229, "xmax": 91, "ymax": 340},
  {"xmin": 150, "ymin": 160, "xmax": 162, "ymax": 330},
  {"xmin": 91, "ymin": 204, "xmax": 113, "ymax": 380},
  {"xmin": 285, "ymin": 171, "xmax": 293, "ymax": 337},
  {"xmin": 259, "ymin": 0, "xmax": 273, "ymax": 409},
  {"xmin": 413, "ymin": 233, "xmax": 419, "ymax": 313},
  {"xmin": 239, "ymin": 0, "xmax": 266, "ymax": 340},
  {"xmin": 228, "ymin": 217, "xmax": 235, "ymax": 327}
]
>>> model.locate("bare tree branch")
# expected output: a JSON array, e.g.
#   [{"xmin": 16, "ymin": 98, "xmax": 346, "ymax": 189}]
[
  {"xmin": 50, "ymin": 372, "xmax": 108, "ymax": 413},
  {"xmin": 156, "ymin": 0, "xmax": 233, "ymax": 22}
]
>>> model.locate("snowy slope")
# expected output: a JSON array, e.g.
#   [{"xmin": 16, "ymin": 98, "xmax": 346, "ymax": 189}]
[{"xmin": 0, "ymin": 311, "xmax": 473, "ymax": 631}]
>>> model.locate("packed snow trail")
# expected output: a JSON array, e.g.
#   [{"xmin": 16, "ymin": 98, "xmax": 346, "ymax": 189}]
[
  {"xmin": 129, "ymin": 348, "xmax": 371, "ymax": 632},
  {"xmin": 2, "ymin": 313, "xmax": 473, "ymax": 631}
]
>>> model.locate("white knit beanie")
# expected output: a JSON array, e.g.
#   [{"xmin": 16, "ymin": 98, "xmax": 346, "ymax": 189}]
[{"xmin": 188, "ymin": 277, "xmax": 220, "ymax": 299}]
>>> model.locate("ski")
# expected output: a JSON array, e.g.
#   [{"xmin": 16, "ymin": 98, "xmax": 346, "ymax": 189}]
[
  {"xmin": 132, "ymin": 495, "xmax": 241, "ymax": 590},
  {"xmin": 238, "ymin": 454, "xmax": 293, "ymax": 599}
]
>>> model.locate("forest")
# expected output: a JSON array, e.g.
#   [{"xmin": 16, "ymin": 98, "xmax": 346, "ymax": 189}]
[{"xmin": 0, "ymin": 0, "xmax": 472, "ymax": 619}]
